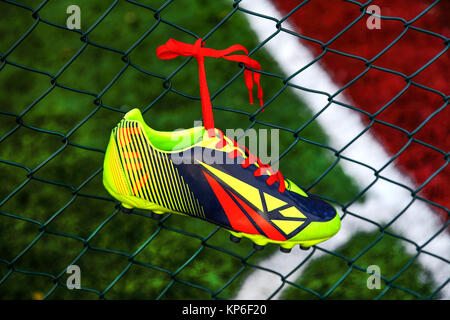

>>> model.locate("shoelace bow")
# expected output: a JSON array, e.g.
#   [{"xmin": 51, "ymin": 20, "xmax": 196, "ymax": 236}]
[{"xmin": 157, "ymin": 38, "xmax": 285, "ymax": 193}]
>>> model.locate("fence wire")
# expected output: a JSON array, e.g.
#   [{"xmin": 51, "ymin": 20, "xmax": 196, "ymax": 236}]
[{"xmin": 0, "ymin": 0, "xmax": 448, "ymax": 300}]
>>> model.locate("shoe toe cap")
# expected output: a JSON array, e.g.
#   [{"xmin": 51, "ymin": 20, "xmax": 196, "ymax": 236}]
[{"xmin": 289, "ymin": 191, "xmax": 337, "ymax": 221}]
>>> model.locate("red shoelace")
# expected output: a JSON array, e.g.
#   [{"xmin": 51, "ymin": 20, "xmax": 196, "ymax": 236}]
[
  {"xmin": 216, "ymin": 129, "xmax": 286, "ymax": 193},
  {"xmin": 157, "ymin": 38, "xmax": 285, "ymax": 193}
]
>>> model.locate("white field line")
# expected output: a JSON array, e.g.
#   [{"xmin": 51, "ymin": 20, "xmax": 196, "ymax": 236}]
[{"xmin": 234, "ymin": 0, "xmax": 449, "ymax": 299}]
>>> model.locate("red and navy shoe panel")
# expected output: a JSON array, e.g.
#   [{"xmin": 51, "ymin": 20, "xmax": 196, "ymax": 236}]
[{"xmin": 168, "ymin": 147, "xmax": 336, "ymax": 240}]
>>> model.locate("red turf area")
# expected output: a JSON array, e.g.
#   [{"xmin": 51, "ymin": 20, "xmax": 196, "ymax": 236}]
[{"xmin": 273, "ymin": 0, "xmax": 449, "ymax": 219}]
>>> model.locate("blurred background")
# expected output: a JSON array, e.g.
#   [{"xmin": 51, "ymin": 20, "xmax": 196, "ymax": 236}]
[{"xmin": 0, "ymin": 0, "xmax": 448, "ymax": 299}]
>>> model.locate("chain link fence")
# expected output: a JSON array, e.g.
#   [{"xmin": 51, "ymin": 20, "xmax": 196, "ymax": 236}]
[{"xmin": 0, "ymin": 0, "xmax": 448, "ymax": 299}]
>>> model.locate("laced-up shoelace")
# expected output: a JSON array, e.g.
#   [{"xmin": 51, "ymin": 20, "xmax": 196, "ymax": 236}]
[
  {"xmin": 215, "ymin": 129, "xmax": 286, "ymax": 193},
  {"xmin": 157, "ymin": 38, "xmax": 285, "ymax": 193}
]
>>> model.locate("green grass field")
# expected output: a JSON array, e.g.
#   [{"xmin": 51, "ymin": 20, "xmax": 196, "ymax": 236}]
[
  {"xmin": 282, "ymin": 231, "xmax": 435, "ymax": 299},
  {"xmin": 0, "ymin": 0, "xmax": 437, "ymax": 299}
]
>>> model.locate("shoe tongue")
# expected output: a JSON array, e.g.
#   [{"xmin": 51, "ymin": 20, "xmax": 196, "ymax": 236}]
[
  {"xmin": 201, "ymin": 128, "xmax": 222, "ymax": 141},
  {"xmin": 199, "ymin": 129, "xmax": 304, "ymax": 193},
  {"xmin": 200, "ymin": 129, "xmax": 286, "ymax": 180},
  {"xmin": 200, "ymin": 128, "xmax": 246, "ymax": 156}
]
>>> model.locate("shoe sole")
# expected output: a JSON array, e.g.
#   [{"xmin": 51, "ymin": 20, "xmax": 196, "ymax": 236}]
[{"xmin": 105, "ymin": 183, "xmax": 338, "ymax": 253}]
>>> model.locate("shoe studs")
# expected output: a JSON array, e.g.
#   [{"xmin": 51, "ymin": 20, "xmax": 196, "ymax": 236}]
[
  {"xmin": 151, "ymin": 212, "xmax": 163, "ymax": 220},
  {"xmin": 229, "ymin": 234, "xmax": 241, "ymax": 243},
  {"xmin": 253, "ymin": 243, "xmax": 265, "ymax": 251},
  {"xmin": 228, "ymin": 232, "xmax": 308, "ymax": 254},
  {"xmin": 279, "ymin": 246, "xmax": 292, "ymax": 253},
  {"xmin": 117, "ymin": 204, "xmax": 133, "ymax": 214}
]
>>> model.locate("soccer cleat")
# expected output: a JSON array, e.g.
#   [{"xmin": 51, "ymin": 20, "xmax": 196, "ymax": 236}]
[
  {"xmin": 102, "ymin": 108, "xmax": 341, "ymax": 251},
  {"xmin": 102, "ymin": 39, "xmax": 341, "ymax": 252}
]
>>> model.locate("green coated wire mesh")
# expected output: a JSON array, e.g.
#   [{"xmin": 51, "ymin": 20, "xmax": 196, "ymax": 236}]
[{"xmin": 0, "ymin": 0, "xmax": 448, "ymax": 300}]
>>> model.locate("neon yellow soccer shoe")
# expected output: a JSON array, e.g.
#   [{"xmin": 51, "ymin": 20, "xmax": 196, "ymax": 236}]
[
  {"xmin": 102, "ymin": 38, "xmax": 340, "ymax": 252},
  {"xmin": 102, "ymin": 108, "xmax": 340, "ymax": 253}
]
